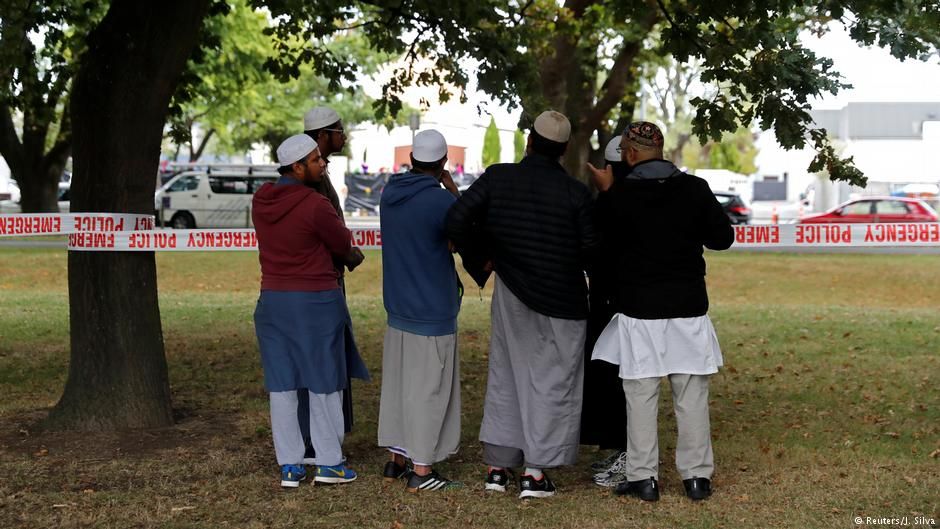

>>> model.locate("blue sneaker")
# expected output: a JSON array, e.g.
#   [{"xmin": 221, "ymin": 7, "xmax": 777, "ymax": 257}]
[
  {"xmin": 314, "ymin": 463, "xmax": 358, "ymax": 484},
  {"xmin": 280, "ymin": 464, "xmax": 307, "ymax": 488}
]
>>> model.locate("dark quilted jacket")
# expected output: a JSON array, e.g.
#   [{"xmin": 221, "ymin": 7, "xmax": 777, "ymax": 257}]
[{"xmin": 445, "ymin": 154, "xmax": 598, "ymax": 319}]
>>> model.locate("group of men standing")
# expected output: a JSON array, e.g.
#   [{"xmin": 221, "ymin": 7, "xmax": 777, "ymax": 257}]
[
  {"xmin": 376, "ymin": 110, "xmax": 734, "ymax": 501},
  {"xmin": 254, "ymin": 104, "xmax": 734, "ymax": 501}
]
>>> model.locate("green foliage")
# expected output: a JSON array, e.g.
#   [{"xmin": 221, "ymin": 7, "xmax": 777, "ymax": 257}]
[
  {"xmin": 514, "ymin": 129, "xmax": 526, "ymax": 162},
  {"xmin": 167, "ymin": 0, "xmax": 395, "ymax": 160},
  {"xmin": 707, "ymin": 129, "xmax": 759, "ymax": 175},
  {"xmin": 657, "ymin": 1, "xmax": 939, "ymax": 185},
  {"xmin": 482, "ymin": 116, "xmax": 501, "ymax": 167},
  {"xmin": 0, "ymin": 0, "xmax": 106, "ymax": 200}
]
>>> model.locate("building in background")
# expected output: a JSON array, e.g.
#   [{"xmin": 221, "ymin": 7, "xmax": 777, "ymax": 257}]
[{"xmin": 755, "ymin": 102, "xmax": 940, "ymax": 212}]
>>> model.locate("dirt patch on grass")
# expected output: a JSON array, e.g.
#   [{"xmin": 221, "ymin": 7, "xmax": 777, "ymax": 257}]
[{"xmin": 0, "ymin": 407, "xmax": 238, "ymax": 464}]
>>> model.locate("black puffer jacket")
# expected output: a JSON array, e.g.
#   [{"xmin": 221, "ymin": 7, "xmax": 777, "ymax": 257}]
[
  {"xmin": 594, "ymin": 159, "xmax": 734, "ymax": 319},
  {"xmin": 446, "ymin": 154, "xmax": 598, "ymax": 320}
]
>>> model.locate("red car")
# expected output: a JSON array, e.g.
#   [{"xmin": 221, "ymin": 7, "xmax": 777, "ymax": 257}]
[{"xmin": 798, "ymin": 196, "xmax": 939, "ymax": 224}]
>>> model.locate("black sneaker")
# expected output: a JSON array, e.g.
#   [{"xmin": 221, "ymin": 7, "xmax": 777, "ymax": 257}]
[
  {"xmin": 406, "ymin": 470, "xmax": 462, "ymax": 492},
  {"xmin": 484, "ymin": 467, "xmax": 514, "ymax": 492},
  {"xmin": 518, "ymin": 473, "xmax": 556, "ymax": 499},
  {"xmin": 383, "ymin": 460, "xmax": 410, "ymax": 482},
  {"xmin": 614, "ymin": 477, "xmax": 660, "ymax": 502}
]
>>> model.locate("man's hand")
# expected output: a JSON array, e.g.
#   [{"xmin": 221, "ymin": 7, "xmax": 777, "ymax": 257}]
[
  {"xmin": 344, "ymin": 246, "xmax": 365, "ymax": 272},
  {"xmin": 586, "ymin": 162, "xmax": 614, "ymax": 192},
  {"xmin": 439, "ymin": 169, "xmax": 460, "ymax": 197}
]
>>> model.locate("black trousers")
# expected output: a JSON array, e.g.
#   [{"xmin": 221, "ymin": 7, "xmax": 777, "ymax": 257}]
[{"xmin": 579, "ymin": 289, "xmax": 627, "ymax": 451}]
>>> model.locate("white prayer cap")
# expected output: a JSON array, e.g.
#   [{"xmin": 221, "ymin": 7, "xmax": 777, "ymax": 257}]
[
  {"xmin": 604, "ymin": 135, "xmax": 622, "ymax": 162},
  {"xmin": 412, "ymin": 129, "xmax": 448, "ymax": 162},
  {"xmin": 533, "ymin": 110, "xmax": 571, "ymax": 143},
  {"xmin": 303, "ymin": 106, "xmax": 341, "ymax": 131},
  {"xmin": 276, "ymin": 134, "xmax": 317, "ymax": 167}
]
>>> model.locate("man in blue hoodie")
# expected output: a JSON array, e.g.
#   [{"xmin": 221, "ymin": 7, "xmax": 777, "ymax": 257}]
[{"xmin": 378, "ymin": 129, "xmax": 463, "ymax": 492}]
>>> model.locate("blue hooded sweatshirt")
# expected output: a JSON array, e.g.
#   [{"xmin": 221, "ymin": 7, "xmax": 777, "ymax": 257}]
[{"xmin": 380, "ymin": 171, "xmax": 461, "ymax": 336}]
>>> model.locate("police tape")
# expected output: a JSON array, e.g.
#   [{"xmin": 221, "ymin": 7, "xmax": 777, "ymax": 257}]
[
  {"xmin": 0, "ymin": 213, "xmax": 155, "ymax": 237},
  {"xmin": 63, "ymin": 222, "xmax": 940, "ymax": 251},
  {"xmin": 66, "ymin": 227, "xmax": 384, "ymax": 251},
  {"xmin": 732, "ymin": 223, "xmax": 940, "ymax": 247},
  {"xmin": 3, "ymin": 212, "xmax": 939, "ymax": 250}
]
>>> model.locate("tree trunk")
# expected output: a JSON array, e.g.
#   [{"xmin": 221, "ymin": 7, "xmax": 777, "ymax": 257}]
[
  {"xmin": 45, "ymin": 0, "xmax": 211, "ymax": 431},
  {"xmin": 14, "ymin": 160, "xmax": 63, "ymax": 212}
]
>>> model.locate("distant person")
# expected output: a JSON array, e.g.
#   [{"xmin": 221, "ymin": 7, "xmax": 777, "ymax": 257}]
[
  {"xmin": 252, "ymin": 134, "xmax": 369, "ymax": 488},
  {"xmin": 301, "ymin": 106, "xmax": 364, "ymax": 463},
  {"xmin": 586, "ymin": 122, "xmax": 733, "ymax": 502},
  {"xmin": 581, "ymin": 135, "xmax": 629, "ymax": 488},
  {"xmin": 446, "ymin": 110, "xmax": 598, "ymax": 499},
  {"xmin": 378, "ymin": 129, "xmax": 463, "ymax": 492}
]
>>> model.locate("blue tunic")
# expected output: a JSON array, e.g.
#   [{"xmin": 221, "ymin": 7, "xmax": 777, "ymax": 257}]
[{"xmin": 254, "ymin": 289, "xmax": 370, "ymax": 393}]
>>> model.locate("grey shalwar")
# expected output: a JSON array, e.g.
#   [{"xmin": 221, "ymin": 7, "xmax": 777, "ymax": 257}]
[
  {"xmin": 378, "ymin": 327, "xmax": 461, "ymax": 465},
  {"xmin": 479, "ymin": 275, "xmax": 587, "ymax": 468}
]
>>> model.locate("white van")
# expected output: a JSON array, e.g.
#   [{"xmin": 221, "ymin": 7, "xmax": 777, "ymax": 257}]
[{"xmin": 154, "ymin": 170, "xmax": 279, "ymax": 229}]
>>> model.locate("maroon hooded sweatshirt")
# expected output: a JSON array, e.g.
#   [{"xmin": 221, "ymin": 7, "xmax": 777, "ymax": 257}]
[{"xmin": 252, "ymin": 180, "xmax": 352, "ymax": 291}]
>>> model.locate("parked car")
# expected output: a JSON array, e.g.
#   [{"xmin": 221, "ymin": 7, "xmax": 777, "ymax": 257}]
[
  {"xmin": 154, "ymin": 171, "xmax": 278, "ymax": 228},
  {"xmin": 714, "ymin": 191, "xmax": 752, "ymax": 225},
  {"xmin": 798, "ymin": 196, "xmax": 939, "ymax": 224}
]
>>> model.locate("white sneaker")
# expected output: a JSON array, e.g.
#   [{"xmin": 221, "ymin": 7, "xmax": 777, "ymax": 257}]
[
  {"xmin": 589, "ymin": 450, "xmax": 623, "ymax": 471},
  {"xmin": 592, "ymin": 451, "xmax": 628, "ymax": 488}
]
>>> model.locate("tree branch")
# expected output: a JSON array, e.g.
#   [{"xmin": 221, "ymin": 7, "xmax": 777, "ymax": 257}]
[
  {"xmin": 191, "ymin": 127, "xmax": 215, "ymax": 161},
  {"xmin": 581, "ymin": 9, "xmax": 659, "ymax": 130},
  {"xmin": 0, "ymin": 105, "xmax": 25, "ymax": 175}
]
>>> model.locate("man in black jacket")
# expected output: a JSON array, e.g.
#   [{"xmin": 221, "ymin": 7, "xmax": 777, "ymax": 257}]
[
  {"xmin": 446, "ymin": 110, "xmax": 598, "ymax": 499},
  {"xmin": 587, "ymin": 121, "xmax": 734, "ymax": 502}
]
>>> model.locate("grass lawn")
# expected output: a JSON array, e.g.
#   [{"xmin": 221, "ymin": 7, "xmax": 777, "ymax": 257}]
[{"xmin": 0, "ymin": 249, "xmax": 937, "ymax": 528}]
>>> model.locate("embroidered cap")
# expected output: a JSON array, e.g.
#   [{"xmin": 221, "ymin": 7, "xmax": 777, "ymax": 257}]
[{"xmin": 625, "ymin": 121, "xmax": 664, "ymax": 148}]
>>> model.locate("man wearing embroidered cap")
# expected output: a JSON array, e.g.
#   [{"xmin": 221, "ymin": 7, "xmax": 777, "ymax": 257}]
[
  {"xmin": 586, "ymin": 121, "xmax": 733, "ymax": 502},
  {"xmin": 251, "ymin": 134, "xmax": 369, "ymax": 488},
  {"xmin": 446, "ymin": 110, "xmax": 598, "ymax": 499},
  {"xmin": 378, "ymin": 129, "xmax": 463, "ymax": 492},
  {"xmin": 299, "ymin": 106, "xmax": 363, "ymax": 464}
]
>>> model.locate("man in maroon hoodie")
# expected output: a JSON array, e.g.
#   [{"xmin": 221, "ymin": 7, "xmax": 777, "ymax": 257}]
[{"xmin": 252, "ymin": 134, "xmax": 370, "ymax": 488}]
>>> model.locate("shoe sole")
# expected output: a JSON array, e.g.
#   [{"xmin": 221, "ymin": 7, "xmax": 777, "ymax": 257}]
[
  {"xmin": 518, "ymin": 490, "xmax": 555, "ymax": 499},
  {"xmin": 484, "ymin": 483, "xmax": 507, "ymax": 492},
  {"xmin": 280, "ymin": 480, "xmax": 303, "ymax": 488},
  {"xmin": 314, "ymin": 475, "xmax": 357, "ymax": 484}
]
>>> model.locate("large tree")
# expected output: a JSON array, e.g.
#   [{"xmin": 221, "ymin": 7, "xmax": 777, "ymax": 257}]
[
  {"xmin": 45, "ymin": 0, "xmax": 214, "ymax": 430},
  {"xmin": 0, "ymin": 1, "xmax": 104, "ymax": 212}
]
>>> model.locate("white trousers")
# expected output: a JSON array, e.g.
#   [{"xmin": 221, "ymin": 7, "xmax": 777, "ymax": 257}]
[{"xmin": 270, "ymin": 390, "xmax": 344, "ymax": 466}]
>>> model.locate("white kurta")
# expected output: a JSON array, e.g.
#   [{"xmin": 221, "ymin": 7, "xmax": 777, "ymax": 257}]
[{"xmin": 591, "ymin": 313, "xmax": 723, "ymax": 380}]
